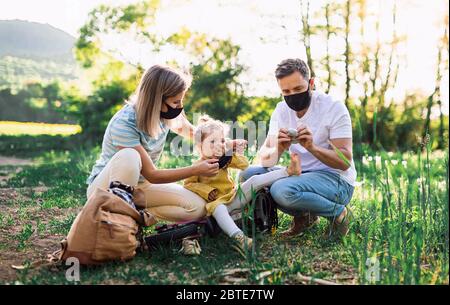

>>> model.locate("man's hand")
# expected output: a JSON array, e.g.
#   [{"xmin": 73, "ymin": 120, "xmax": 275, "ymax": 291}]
[
  {"xmin": 296, "ymin": 125, "xmax": 314, "ymax": 151},
  {"xmin": 258, "ymin": 129, "xmax": 291, "ymax": 168},
  {"xmin": 208, "ymin": 189, "xmax": 218, "ymax": 201},
  {"xmin": 278, "ymin": 128, "xmax": 292, "ymax": 151}
]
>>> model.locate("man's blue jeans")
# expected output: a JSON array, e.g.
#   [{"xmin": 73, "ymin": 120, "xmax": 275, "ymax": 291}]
[{"xmin": 239, "ymin": 166, "xmax": 354, "ymax": 218}]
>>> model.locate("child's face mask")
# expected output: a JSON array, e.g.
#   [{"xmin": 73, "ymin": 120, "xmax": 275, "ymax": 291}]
[{"xmin": 217, "ymin": 150, "xmax": 233, "ymax": 169}]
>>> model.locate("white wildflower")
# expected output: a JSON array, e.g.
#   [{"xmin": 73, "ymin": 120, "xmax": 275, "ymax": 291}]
[
  {"xmin": 363, "ymin": 156, "xmax": 369, "ymax": 166},
  {"xmin": 354, "ymin": 180, "xmax": 364, "ymax": 187},
  {"xmin": 375, "ymin": 156, "xmax": 382, "ymax": 167},
  {"xmin": 437, "ymin": 180, "xmax": 447, "ymax": 192}
]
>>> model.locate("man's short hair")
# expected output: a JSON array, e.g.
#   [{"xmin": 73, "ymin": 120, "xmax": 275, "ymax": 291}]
[{"xmin": 275, "ymin": 58, "xmax": 310, "ymax": 80}]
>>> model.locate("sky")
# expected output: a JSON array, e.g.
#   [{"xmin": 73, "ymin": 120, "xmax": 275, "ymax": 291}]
[{"xmin": 1, "ymin": 0, "xmax": 449, "ymax": 115}]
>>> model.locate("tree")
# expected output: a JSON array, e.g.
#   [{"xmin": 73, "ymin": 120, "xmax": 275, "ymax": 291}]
[
  {"xmin": 167, "ymin": 28, "xmax": 247, "ymax": 122},
  {"xmin": 75, "ymin": 0, "xmax": 161, "ymax": 69},
  {"xmin": 300, "ymin": 0, "xmax": 315, "ymax": 77},
  {"xmin": 71, "ymin": 1, "xmax": 247, "ymax": 140},
  {"xmin": 435, "ymin": 12, "xmax": 449, "ymax": 149},
  {"xmin": 343, "ymin": 0, "xmax": 352, "ymax": 107},
  {"xmin": 423, "ymin": 11, "xmax": 448, "ymax": 148}
]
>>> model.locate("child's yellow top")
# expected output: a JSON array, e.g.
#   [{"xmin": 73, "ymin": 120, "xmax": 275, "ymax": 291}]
[{"xmin": 184, "ymin": 153, "xmax": 249, "ymax": 216}]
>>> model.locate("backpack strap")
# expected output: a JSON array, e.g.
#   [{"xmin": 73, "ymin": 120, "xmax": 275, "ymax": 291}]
[
  {"xmin": 11, "ymin": 239, "xmax": 67, "ymax": 271},
  {"xmin": 266, "ymin": 190, "xmax": 279, "ymax": 231}
]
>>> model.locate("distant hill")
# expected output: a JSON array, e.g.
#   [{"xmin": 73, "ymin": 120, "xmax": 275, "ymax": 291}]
[
  {"xmin": 0, "ymin": 19, "xmax": 76, "ymax": 62},
  {"xmin": 0, "ymin": 20, "xmax": 79, "ymax": 89}
]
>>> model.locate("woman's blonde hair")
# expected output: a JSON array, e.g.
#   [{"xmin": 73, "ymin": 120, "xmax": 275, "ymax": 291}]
[
  {"xmin": 194, "ymin": 114, "xmax": 229, "ymax": 149},
  {"xmin": 128, "ymin": 65, "xmax": 192, "ymax": 138}
]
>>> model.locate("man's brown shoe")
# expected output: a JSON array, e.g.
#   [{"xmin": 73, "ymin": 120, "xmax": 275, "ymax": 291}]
[{"xmin": 280, "ymin": 212, "xmax": 319, "ymax": 238}]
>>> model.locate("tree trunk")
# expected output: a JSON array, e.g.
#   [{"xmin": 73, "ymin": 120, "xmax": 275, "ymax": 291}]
[
  {"xmin": 300, "ymin": 0, "xmax": 315, "ymax": 77},
  {"xmin": 344, "ymin": 0, "xmax": 351, "ymax": 107},
  {"xmin": 325, "ymin": 3, "xmax": 332, "ymax": 94},
  {"xmin": 358, "ymin": 0, "xmax": 369, "ymax": 143},
  {"xmin": 437, "ymin": 14, "xmax": 449, "ymax": 149},
  {"xmin": 423, "ymin": 17, "xmax": 445, "ymax": 145}
]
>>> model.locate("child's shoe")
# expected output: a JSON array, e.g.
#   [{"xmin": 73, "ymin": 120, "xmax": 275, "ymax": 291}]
[
  {"xmin": 179, "ymin": 237, "xmax": 201, "ymax": 255},
  {"xmin": 232, "ymin": 232, "xmax": 253, "ymax": 252}
]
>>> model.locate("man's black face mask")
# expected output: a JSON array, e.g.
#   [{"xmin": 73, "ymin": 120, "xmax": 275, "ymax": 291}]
[
  {"xmin": 283, "ymin": 84, "xmax": 312, "ymax": 111},
  {"xmin": 160, "ymin": 102, "xmax": 183, "ymax": 120}
]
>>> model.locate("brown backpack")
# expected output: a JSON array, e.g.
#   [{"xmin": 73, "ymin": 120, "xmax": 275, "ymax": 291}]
[{"xmin": 57, "ymin": 187, "xmax": 154, "ymax": 265}]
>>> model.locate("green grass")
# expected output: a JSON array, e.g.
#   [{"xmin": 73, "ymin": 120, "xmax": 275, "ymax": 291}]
[
  {"xmin": 0, "ymin": 134, "xmax": 85, "ymax": 158},
  {"xmin": 0, "ymin": 136, "xmax": 448, "ymax": 285}
]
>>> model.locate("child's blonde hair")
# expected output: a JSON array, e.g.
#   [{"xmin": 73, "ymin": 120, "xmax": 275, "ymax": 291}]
[{"xmin": 194, "ymin": 114, "xmax": 229, "ymax": 149}]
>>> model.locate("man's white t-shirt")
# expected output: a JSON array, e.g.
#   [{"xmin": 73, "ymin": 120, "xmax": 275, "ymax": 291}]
[{"xmin": 267, "ymin": 91, "xmax": 357, "ymax": 186}]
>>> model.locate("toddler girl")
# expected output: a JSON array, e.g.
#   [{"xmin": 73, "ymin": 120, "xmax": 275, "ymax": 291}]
[{"xmin": 184, "ymin": 115, "xmax": 301, "ymax": 251}]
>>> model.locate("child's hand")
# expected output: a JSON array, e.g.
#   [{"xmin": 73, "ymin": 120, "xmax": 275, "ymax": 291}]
[
  {"xmin": 208, "ymin": 189, "xmax": 218, "ymax": 201},
  {"xmin": 232, "ymin": 139, "xmax": 247, "ymax": 155}
]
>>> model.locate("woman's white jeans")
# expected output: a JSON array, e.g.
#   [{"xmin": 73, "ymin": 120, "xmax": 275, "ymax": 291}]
[{"xmin": 86, "ymin": 148, "xmax": 207, "ymax": 222}]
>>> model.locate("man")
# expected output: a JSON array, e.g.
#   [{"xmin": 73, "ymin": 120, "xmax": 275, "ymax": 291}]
[{"xmin": 240, "ymin": 58, "xmax": 357, "ymax": 237}]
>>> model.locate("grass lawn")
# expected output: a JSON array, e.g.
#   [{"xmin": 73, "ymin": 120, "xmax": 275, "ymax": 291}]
[{"xmin": 0, "ymin": 135, "xmax": 448, "ymax": 285}]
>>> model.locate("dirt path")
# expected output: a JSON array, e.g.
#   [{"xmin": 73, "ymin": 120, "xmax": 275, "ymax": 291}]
[
  {"xmin": 0, "ymin": 156, "xmax": 34, "ymax": 166},
  {"xmin": 0, "ymin": 156, "xmax": 62, "ymax": 283},
  {"xmin": 0, "ymin": 155, "xmax": 33, "ymax": 188}
]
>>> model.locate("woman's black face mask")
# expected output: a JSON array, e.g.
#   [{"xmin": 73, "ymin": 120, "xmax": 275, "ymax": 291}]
[
  {"xmin": 160, "ymin": 102, "xmax": 183, "ymax": 120},
  {"xmin": 283, "ymin": 84, "xmax": 312, "ymax": 111}
]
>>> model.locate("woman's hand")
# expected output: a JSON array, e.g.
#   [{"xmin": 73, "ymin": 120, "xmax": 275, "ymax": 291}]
[{"xmin": 193, "ymin": 159, "xmax": 220, "ymax": 177}]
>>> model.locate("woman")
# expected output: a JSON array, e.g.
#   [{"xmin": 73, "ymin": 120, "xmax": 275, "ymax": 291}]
[{"xmin": 86, "ymin": 65, "xmax": 219, "ymax": 223}]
